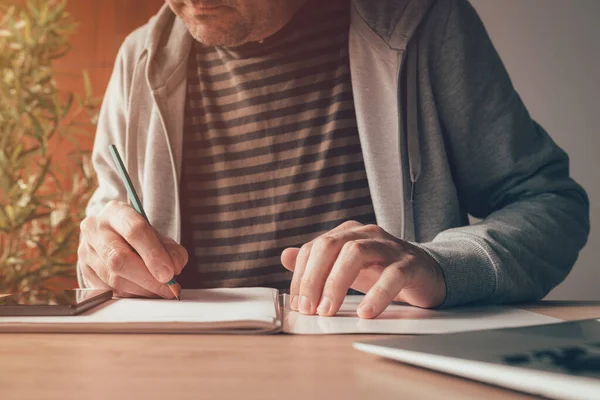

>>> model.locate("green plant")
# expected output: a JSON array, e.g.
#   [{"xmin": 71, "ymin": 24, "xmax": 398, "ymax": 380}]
[{"xmin": 0, "ymin": 0, "xmax": 99, "ymax": 293}]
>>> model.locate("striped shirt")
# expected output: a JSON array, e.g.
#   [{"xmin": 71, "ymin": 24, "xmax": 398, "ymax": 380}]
[{"xmin": 177, "ymin": 0, "xmax": 377, "ymax": 289}]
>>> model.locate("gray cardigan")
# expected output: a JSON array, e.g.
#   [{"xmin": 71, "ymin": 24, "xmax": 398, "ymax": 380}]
[{"xmin": 84, "ymin": 0, "xmax": 590, "ymax": 307}]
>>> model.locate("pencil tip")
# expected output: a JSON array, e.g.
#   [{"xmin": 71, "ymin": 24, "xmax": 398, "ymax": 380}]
[{"xmin": 176, "ymin": 295, "xmax": 180, "ymax": 301}]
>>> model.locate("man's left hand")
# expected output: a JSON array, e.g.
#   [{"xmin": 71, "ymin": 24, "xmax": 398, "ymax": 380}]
[{"xmin": 281, "ymin": 221, "xmax": 447, "ymax": 319}]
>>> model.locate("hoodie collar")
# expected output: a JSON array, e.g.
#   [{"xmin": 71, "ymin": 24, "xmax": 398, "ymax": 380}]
[
  {"xmin": 350, "ymin": 0, "xmax": 434, "ymax": 51},
  {"xmin": 143, "ymin": 3, "xmax": 193, "ymax": 92},
  {"xmin": 142, "ymin": 0, "xmax": 436, "ymax": 90}
]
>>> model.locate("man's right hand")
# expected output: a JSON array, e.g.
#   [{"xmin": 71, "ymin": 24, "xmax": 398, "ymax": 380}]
[{"xmin": 77, "ymin": 200, "xmax": 188, "ymax": 298}]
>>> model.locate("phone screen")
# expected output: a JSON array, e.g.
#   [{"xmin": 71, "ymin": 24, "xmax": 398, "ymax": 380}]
[{"xmin": 0, "ymin": 289, "xmax": 113, "ymax": 316}]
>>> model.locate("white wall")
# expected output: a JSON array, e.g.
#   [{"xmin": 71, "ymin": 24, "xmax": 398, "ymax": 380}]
[{"xmin": 470, "ymin": 0, "xmax": 599, "ymax": 300}]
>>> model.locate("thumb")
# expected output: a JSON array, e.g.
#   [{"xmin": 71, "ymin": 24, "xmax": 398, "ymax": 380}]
[
  {"xmin": 281, "ymin": 247, "xmax": 300, "ymax": 272},
  {"xmin": 159, "ymin": 235, "xmax": 189, "ymax": 275}
]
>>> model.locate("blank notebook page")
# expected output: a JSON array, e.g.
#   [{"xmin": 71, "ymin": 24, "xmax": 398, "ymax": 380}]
[
  {"xmin": 283, "ymin": 295, "xmax": 562, "ymax": 335},
  {"xmin": 0, "ymin": 288, "xmax": 280, "ymax": 333}
]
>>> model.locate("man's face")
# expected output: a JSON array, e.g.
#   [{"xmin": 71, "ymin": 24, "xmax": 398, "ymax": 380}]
[{"xmin": 166, "ymin": 0, "xmax": 306, "ymax": 47}]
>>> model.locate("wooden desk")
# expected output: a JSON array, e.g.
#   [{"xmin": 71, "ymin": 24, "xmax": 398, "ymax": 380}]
[{"xmin": 1, "ymin": 301, "xmax": 599, "ymax": 400}]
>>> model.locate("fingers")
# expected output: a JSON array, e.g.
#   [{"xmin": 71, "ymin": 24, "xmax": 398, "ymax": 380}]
[
  {"xmin": 78, "ymin": 258, "xmax": 111, "ymax": 290},
  {"xmin": 297, "ymin": 237, "xmax": 339, "ymax": 314},
  {"xmin": 80, "ymin": 227, "xmax": 176, "ymax": 299},
  {"xmin": 289, "ymin": 243, "xmax": 311, "ymax": 310},
  {"xmin": 297, "ymin": 234, "xmax": 362, "ymax": 315},
  {"xmin": 358, "ymin": 256, "xmax": 417, "ymax": 319},
  {"xmin": 295, "ymin": 226, "xmax": 391, "ymax": 315},
  {"xmin": 159, "ymin": 234, "xmax": 188, "ymax": 275},
  {"xmin": 85, "ymin": 264, "xmax": 159, "ymax": 298},
  {"xmin": 100, "ymin": 201, "xmax": 175, "ymax": 283},
  {"xmin": 79, "ymin": 246, "xmax": 167, "ymax": 298},
  {"xmin": 280, "ymin": 247, "xmax": 299, "ymax": 272},
  {"xmin": 283, "ymin": 221, "xmax": 444, "ymax": 318},
  {"xmin": 317, "ymin": 240, "xmax": 391, "ymax": 316},
  {"xmin": 80, "ymin": 201, "xmax": 188, "ymax": 298},
  {"xmin": 281, "ymin": 247, "xmax": 385, "ymax": 296},
  {"xmin": 287, "ymin": 221, "xmax": 376, "ymax": 312}
]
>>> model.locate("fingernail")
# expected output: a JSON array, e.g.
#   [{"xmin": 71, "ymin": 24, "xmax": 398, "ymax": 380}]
[
  {"xmin": 299, "ymin": 296, "xmax": 312, "ymax": 314},
  {"xmin": 290, "ymin": 295, "xmax": 299, "ymax": 310},
  {"xmin": 317, "ymin": 296, "xmax": 332, "ymax": 316},
  {"xmin": 158, "ymin": 266, "xmax": 173, "ymax": 283},
  {"xmin": 358, "ymin": 303, "xmax": 374, "ymax": 318}
]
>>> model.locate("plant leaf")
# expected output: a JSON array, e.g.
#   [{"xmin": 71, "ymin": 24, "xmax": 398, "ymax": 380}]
[{"xmin": 82, "ymin": 70, "xmax": 92, "ymax": 99}]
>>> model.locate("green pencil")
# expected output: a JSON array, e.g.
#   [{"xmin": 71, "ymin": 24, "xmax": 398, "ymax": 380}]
[{"xmin": 108, "ymin": 144, "xmax": 181, "ymax": 301}]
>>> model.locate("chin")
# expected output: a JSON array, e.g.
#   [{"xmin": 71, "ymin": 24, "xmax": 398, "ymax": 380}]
[{"xmin": 186, "ymin": 21, "xmax": 249, "ymax": 47}]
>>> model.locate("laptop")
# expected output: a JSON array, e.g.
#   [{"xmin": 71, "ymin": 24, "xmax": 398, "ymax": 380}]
[{"xmin": 354, "ymin": 319, "xmax": 600, "ymax": 400}]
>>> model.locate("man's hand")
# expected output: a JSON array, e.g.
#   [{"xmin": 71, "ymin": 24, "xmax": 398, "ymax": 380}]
[
  {"xmin": 281, "ymin": 221, "xmax": 446, "ymax": 319},
  {"xmin": 78, "ymin": 200, "xmax": 188, "ymax": 298}
]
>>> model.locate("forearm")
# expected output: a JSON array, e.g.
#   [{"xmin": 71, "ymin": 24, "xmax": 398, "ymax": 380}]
[{"xmin": 418, "ymin": 187, "xmax": 589, "ymax": 307}]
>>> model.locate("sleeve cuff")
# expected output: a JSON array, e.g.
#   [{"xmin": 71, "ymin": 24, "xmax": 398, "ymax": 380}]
[{"xmin": 414, "ymin": 236, "xmax": 498, "ymax": 308}]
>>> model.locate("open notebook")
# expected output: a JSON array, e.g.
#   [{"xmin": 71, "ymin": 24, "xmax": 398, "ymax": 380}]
[{"xmin": 0, "ymin": 288, "xmax": 561, "ymax": 334}]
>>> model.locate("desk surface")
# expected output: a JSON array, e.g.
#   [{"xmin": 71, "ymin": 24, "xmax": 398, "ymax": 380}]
[{"xmin": 1, "ymin": 301, "xmax": 599, "ymax": 400}]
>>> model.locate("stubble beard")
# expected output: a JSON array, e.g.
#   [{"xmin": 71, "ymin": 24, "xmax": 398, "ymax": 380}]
[{"xmin": 185, "ymin": 15, "xmax": 252, "ymax": 47}]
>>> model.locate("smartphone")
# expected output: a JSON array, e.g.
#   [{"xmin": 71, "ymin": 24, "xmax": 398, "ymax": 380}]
[{"xmin": 0, "ymin": 289, "xmax": 113, "ymax": 316}]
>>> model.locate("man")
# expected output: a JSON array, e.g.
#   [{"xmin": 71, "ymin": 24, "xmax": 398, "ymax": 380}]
[{"xmin": 77, "ymin": 0, "xmax": 590, "ymax": 319}]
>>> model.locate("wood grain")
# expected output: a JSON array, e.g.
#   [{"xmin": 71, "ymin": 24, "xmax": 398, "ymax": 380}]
[{"xmin": 1, "ymin": 302, "xmax": 599, "ymax": 400}]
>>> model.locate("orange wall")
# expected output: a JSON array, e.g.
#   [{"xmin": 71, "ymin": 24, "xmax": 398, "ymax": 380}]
[
  {"xmin": 53, "ymin": 0, "xmax": 165, "ymax": 152},
  {"xmin": 56, "ymin": 0, "xmax": 165, "ymax": 98}
]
